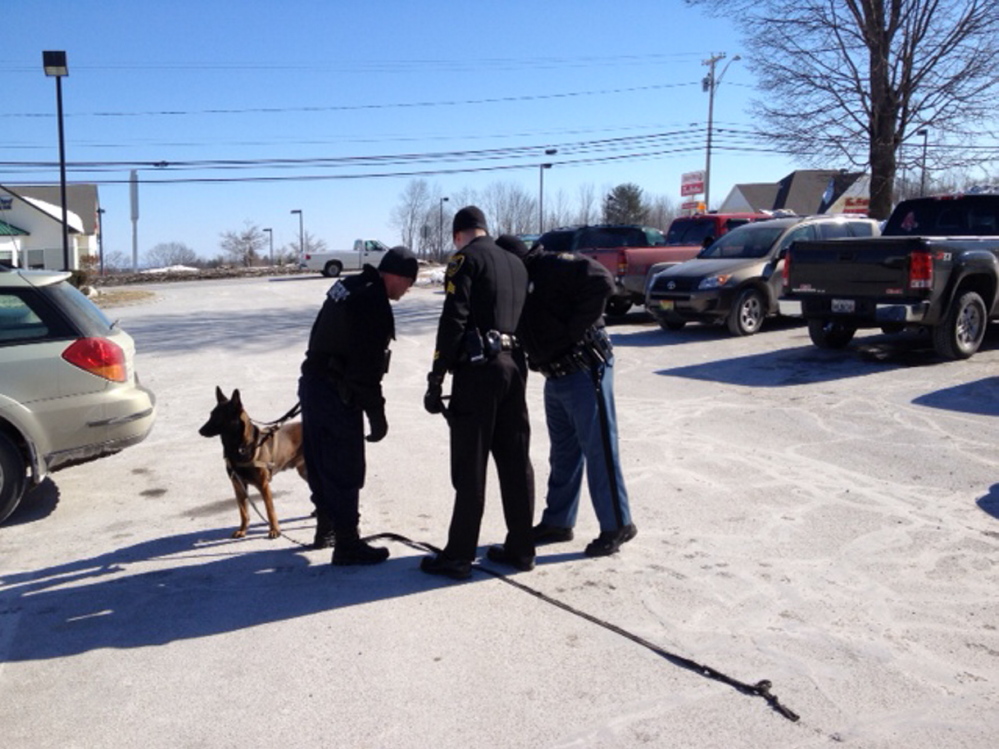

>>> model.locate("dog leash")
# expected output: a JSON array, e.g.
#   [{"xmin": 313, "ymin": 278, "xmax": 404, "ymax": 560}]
[
  {"xmin": 252, "ymin": 401, "xmax": 302, "ymax": 428},
  {"xmin": 236, "ymin": 495, "xmax": 800, "ymax": 723}
]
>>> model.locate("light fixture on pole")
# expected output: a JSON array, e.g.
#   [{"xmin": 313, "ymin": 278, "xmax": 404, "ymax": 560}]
[
  {"xmin": 262, "ymin": 227, "xmax": 273, "ymax": 265},
  {"xmin": 438, "ymin": 196, "xmax": 449, "ymax": 260},
  {"xmin": 290, "ymin": 209, "xmax": 304, "ymax": 262},
  {"xmin": 43, "ymin": 50, "xmax": 70, "ymax": 271},
  {"xmin": 917, "ymin": 129, "xmax": 929, "ymax": 197},
  {"xmin": 702, "ymin": 53, "xmax": 739, "ymax": 211},
  {"xmin": 538, "ymin": 148, "xmax": 557, "ymax": 233}
]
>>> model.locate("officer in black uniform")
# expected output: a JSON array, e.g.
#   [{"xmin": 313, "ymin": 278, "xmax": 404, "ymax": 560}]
[
  {"xmin": 299, "ymin": 246, "xmax": 418, "ymax": 565},
  {"xmin": 496, "ymin": 234, "xmax": 636, "ymax": 557},
  {"xmin": 421, "ymin": 206, "xmax": 535, "ymax": 579}
]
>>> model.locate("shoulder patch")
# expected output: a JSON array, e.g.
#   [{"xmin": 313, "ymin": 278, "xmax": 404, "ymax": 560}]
[{"xmin": 446, "ymin": 253, "xmax": 466, "ymax": 278}]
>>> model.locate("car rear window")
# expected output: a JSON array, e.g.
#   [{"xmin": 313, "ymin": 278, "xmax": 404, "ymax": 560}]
[
  {"xmin": 666, "ymin": 218, "xmax": 717, "ymax": 245},
  {"xmin": 574, "ymin": 227, "xmax": 648, "ymax": 249},
  {"xmin": 47, "ymin": 282, "xmax": 115, "ymax": 337},
  {"xmin": 885, "ymin": 196, "xmax": 999, "ymax": 236}
]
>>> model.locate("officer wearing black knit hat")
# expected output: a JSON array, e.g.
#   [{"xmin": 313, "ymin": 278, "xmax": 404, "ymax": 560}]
[
  {"xmin": 421, "ymin": 206, "xmax": 536, "ymax": 579},
  {"xmin": 299, "ymin": 245, "xmax": 416, "ymax": 565}
]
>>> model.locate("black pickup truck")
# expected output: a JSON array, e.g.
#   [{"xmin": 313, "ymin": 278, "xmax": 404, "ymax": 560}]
[{"xmin": 783, "ymin": 194, "xmax": 999, "ymax": 359}]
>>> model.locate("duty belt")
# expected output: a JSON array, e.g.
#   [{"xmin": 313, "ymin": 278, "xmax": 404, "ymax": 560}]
[{"xmin": 496, "ymin": 332, "xmax": 519, "ymax": 351}]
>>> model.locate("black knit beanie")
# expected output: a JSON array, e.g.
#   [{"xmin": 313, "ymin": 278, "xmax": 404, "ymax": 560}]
[
  {"xmin": 452, "ymin": 205, "xmax": 488, "ymax": 234},
  {"xmin": 378, "ymin": 245, "xmax": 419, "ymax": 280}
]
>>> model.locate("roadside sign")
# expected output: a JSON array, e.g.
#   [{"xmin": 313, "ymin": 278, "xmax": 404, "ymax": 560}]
[{"xmin": 681, "ymin": 170, "xmax": 705, "ymax": 197}]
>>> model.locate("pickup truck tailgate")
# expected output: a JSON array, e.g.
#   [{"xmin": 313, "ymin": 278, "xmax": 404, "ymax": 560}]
[{"xmin": 787, "ymin": 237, "xmax": 927, "ymax": 296}]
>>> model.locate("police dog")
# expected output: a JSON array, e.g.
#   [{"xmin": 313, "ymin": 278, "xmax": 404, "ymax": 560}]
[{"xmin": 199, "ymin": 387, "xmax": 308, "ymax": 539}]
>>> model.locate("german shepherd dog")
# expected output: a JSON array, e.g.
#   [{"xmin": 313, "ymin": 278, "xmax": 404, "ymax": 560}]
[{"xmin": 199, "ymin": 387, "xmax": 308, "ymax": 539}]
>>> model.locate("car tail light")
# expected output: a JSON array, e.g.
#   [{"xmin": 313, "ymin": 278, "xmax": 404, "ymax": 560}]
[
  {"xmin": 909, "ymin": 250, "xmax": 933, "ymax": 289},
  {"xmin": 62, "ymin": 338, "xmax": 128, "ymax": 382},
  {"xmin": 616, "ymin": 249, "xmax": 627, "ymax": 277},
  {"xmin": 782, "ymin": 249, "xmax": 792, "ymax": 287}
]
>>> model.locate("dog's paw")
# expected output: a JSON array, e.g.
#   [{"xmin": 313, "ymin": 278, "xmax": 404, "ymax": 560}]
[
  {"xmin": 267, "ymin": 528, "xmax": 281, "ymax": 539},
  {"xmin": 232, "ymin": 529, "xmax": 247, "ymax": 539}
]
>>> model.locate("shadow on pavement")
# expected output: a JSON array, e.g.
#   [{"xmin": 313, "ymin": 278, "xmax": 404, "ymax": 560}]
[{"xmin": 0, "ymin": 526, "xmax": 574, "ymax": 662}]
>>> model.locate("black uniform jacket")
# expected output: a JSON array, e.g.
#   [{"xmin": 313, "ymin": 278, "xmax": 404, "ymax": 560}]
[
  {"xmin": 520, "ymin": 249, "xmax": 613, "ymax": 368},
  {"xmin": 432, "ymin": 235, "xmax": 528, "ymax": 376},
  {"xmin": 301, "ymin": 264, "xmax": 393, "ymax": 414}
]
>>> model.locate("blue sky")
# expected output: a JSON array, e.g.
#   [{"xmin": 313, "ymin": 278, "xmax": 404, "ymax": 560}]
[{"xmin": 3, "ymin": 0, "xmax": 803, "ymax": 260}]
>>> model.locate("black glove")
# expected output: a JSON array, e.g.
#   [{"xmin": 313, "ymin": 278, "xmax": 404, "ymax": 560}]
[
  {"xmin": 424, "ymin": 373, "xmax": 445, "ymax": 415},
  {"xmin": 365, "ymin": 409, "xmax": 388, "ymax": 443}
]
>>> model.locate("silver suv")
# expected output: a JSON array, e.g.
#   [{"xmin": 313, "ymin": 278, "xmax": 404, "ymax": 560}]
[
  {"xmin": 645, "ymin": 215, "xmax": 881, "ymax": 335},
  {"xmin": 0, "ymin": 267, "xmax": 156, "ymax": 523}
]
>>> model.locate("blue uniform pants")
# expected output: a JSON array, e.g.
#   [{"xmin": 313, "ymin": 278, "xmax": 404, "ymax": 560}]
[
  {"xmin": 540, "ymin": 358, "xmax": 631, "ymax": 533},
  {"xmin": 298, "ymin": 372, "xmax": 365, "ymax": 533}
]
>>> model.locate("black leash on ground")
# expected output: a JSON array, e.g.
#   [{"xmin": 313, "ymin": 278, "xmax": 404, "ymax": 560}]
[{"xmin": 239, "ymin": 497, "xmax": 799, "ymax": 723}]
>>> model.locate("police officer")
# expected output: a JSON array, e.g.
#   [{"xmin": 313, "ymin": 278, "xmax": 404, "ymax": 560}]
[
  {"xmin": 496, "ymin": 234, "xmax": 636, "ymax": 557},
  {"xmin": 299, "ymin": 246, "xmax": 418, "ymax": 565},
  {"xmin": 421, "ymin": 207, "xmax": 535, "ymax": 579}
]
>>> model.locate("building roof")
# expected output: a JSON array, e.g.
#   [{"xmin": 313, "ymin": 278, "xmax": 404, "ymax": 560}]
[
  {"xmin": 0, "ymin": 220, "xmax": 29, "ymax": 237},
  {"xmin": 5, "ymin": 184, "xmax": 100, "ymax": 233},
  {"xmin": 720, "ymin": 170, "xmax": 867, "ymax": 215}
]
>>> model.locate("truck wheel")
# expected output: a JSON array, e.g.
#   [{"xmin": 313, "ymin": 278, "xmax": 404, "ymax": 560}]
[
  {"xmin": 932, "ymin": 290, "xmax": 987, "ymax": 360},
  {"xmin": 0, "ymin": 432, "xmax": 27, "ymax": 525},
  {"xmin": 727, "ymin": 288, "xmax": 765, "ymax": 336},
  {"xmin": 605, "ymin": 297, "xmax": 632, "ymax": 317},
  {"xmin": 807, "ymin": 318, "xmax": 856, "ymax": 349},
  {"xmin": 659, "ymin": 318, "xmax": 686, "ymax": 331},
  {"xmin": 323, "ymin": 261, "xmax": 343, "ymax": 278}
]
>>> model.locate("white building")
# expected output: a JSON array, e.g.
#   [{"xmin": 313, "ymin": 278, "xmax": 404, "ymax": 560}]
[{"xmin": 0, "ymin": 184, "xmax": 100, "ymax": 270}]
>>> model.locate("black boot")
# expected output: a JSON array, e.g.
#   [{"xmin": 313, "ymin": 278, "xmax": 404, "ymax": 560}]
[
  {"xmin": 331, "ymin": 528, "xmax": 389, "ymax": 566},
  {"xmin": 313, "ymin": 508, "xmax": 335, "ymax": 550}
]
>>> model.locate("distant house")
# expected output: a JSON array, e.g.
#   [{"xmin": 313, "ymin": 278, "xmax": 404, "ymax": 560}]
[
  {"xmin": 719, "ymin": 170, "xmax": 870, "ymax": 216},
  {"xmin": 0, "ymin": 184, "xmax": 101, "ymax": 270}
]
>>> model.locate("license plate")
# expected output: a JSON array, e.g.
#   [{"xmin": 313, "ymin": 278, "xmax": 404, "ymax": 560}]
[
  {"xmin": 659, "ymin": 300, "xmax": 674, "ymax": 311},
  {"xmin": 831, "ymin": 299, "xmax": 855, "ymax": 313}
]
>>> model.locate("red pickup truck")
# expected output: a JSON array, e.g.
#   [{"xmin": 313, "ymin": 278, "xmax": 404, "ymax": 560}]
[{"xmin": 536, "ymin": 214, "xmax": 770, "ymax": 315}]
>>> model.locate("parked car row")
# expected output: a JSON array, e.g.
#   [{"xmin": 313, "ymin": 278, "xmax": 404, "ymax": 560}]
[
  {"xmin": 645, "ymin": 214, "xmax": 881, "ymax": 336},
  {"xmin": 0, "ymin": 266, "xmax": 156, "ymax": 524}
]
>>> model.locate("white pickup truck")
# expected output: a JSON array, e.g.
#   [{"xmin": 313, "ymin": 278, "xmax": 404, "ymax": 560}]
[{"xmin": 300, "ymin": 239, "xmax": 391, "ymax": 277}]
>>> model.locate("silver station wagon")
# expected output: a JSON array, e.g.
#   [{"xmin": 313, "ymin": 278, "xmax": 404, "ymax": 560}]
[{"xmin": 0, "ymin": 266, "xmax": 156, "ymax": 523}]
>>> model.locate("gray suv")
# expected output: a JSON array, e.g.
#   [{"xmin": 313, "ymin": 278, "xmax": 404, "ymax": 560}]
[{"xmin": 646, "ymin": 215, "xmax": 880, "ymax": 335}]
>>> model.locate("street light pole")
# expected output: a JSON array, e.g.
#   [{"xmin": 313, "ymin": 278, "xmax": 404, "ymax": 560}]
[
  {"xmin": 290, "ymin": 209, "xmax": 303, "ymax": 263},
  {"xmin": 538, "ymin": 148, "xmax": 557, "ymax": 233},
  {"xmin": 702, "ymin": 53, "xmax": 739, "ymax": 211},
  {"xmin": 262, "ymin": 228, "xmax": 273, "ymax": 265},
  {"xmin": 97, "ymin": 208, "xmax": 105, "ymax": 276},
  {"xmin": 438, "ymin": 196, "xmax": 449, "ymax": 260},
  {"xmin": 917, "ymin": 129, "xmax": 929, "ymax": 197},
  {"xmin": 43, "ymin": 51, "xmax": 70, "ymax": 271}
]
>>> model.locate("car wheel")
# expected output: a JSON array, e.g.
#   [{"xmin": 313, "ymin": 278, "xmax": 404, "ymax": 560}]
[
  {"xmin": 807, "ymin": 318, "xmax": 857, "ymax": 349},
  {"xmin": 932, "ymin": 290, "xmax": 987, "ymax": 360},
  {"xmin": 605, "ymin": 297, "xmax": 632, "ymax": 317},
  {"xmin": 727, "ymin": 288, "xmax": 765, "ymax": 336},
  {"xmin": 0, "ymin": 432, "xmax": 27, "ymax": 525},
  {"xmin": 659, "ymin": 318, "xmax": 686, "ymax": 331},
  {"xmin": 323, "ymin": 261, "xmax": 343, "ymax": 278}
]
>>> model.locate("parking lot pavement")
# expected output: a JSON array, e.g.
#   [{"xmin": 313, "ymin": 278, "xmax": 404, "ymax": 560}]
[{"xmin": 2, "ymin": 274, "xmax": 999, "ymax": 748}]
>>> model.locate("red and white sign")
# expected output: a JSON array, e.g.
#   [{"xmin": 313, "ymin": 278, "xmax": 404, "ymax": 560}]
[
  {"xmin": 681, "ymin": 201, "xmax": 705, "ymax": 212},
  {"xmin": 842, "ymin": 197, "xmax": 870, "ymax": 215},
  {"xmin": 681, "ymin": 170, "xmax": 705, "ymax": 197}
]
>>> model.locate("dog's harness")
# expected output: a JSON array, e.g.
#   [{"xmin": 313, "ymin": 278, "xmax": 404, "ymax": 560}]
[{"xmin": 224, "ymin": 401, "xmax": 302, "ymax": 483}]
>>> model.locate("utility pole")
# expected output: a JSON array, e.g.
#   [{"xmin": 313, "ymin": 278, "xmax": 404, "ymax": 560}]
[{"xmin": 702, "ymin": 52, "xmax": 739, "ymax": 211}]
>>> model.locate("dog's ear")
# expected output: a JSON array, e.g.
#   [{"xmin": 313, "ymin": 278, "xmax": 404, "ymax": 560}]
[
  {"xmin": 232, "ymin": 389, "xmax": 241, "ymax": 407},
  {"xmin": 215, "ymin": 386, "xmax": 226, "ymax": 403}
]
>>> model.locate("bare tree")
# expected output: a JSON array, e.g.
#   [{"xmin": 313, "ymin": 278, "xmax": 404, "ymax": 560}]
[
  {"xmin": 219, "ymin": 222, "xmax": 270, "ymax": 267},
  {"xmin": 646, "ymin": 193, "xmax": 680, "ymax": 231},
  {"xmin": 573, "ymin": 183, "xmax": 599, "ymax": 225},
  {"xmin": 389, "ymin": 179, "xmax": 432, "ymax": 254},
  {"xmin": 688, "ymin": 0, "xmax": 999, "ymax": 218},
  {"xmin": 479, "ymin": 181, "xmax": 536, "ymax": 235},
  {"xmin": 146, "ymin": 241, "xmax": 199, "ymax": 268}
]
